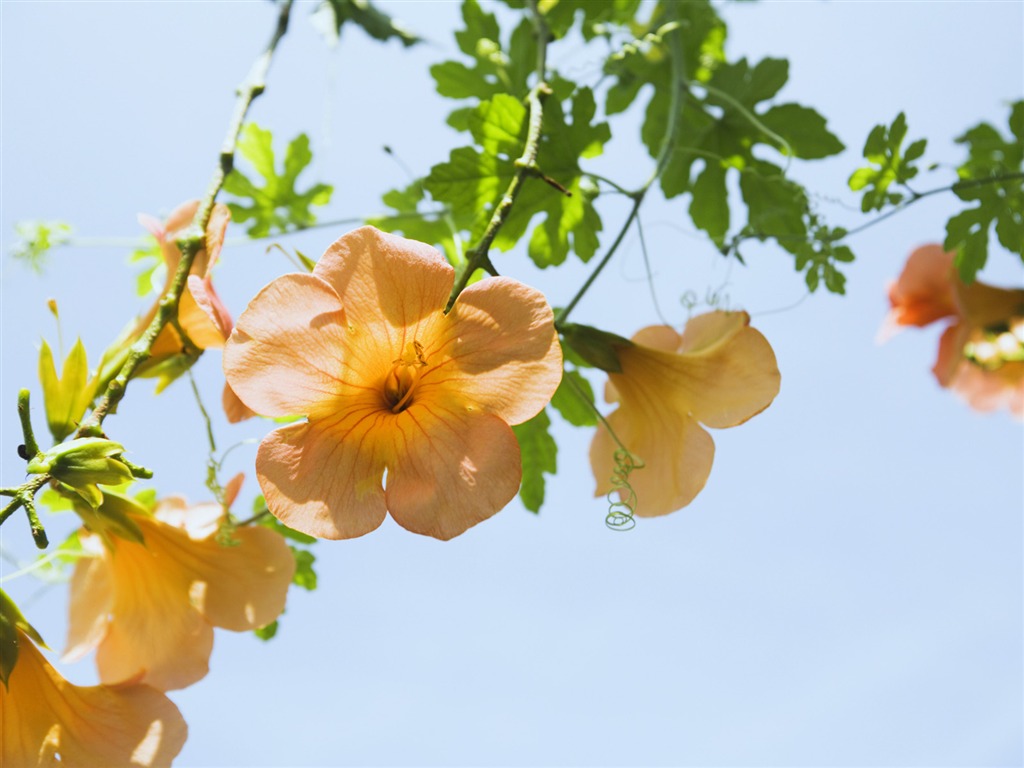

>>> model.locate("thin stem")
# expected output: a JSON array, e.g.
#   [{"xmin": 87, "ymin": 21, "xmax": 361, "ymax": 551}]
[
  {"xmin": 445, "ymin": 2, "xmax": 552, "ymax": 311},
  {"xmin": 23, "ymin": 497, "xmax": 48, "ymax": 549},
  {"xmin": 556, "ymin": 25, "xmax": 685, "ymax": 326},
  {"xmin": 0, "ymin": 2, "xmax": 295, "ymax": 540},
  {"xmin": 187, "ymin": 369, "xmax": 224, "ymax": 503},
  {"xmin": 78, "ymin": 0, "xmax": 293, "ymax": 434},
  {"xmin": 730, "ymin": 170, "xmax": 1024, "ymax": 251},
  {"xmin": 17, "ymin": 390, "xmax": 39, "ymax": 458}
]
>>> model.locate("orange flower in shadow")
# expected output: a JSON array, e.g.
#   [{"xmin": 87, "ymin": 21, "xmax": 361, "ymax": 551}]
[
  {"xmin": 63, "ymin": 484, "xmax": 294, "ymax": 691},
  {"xmin": 882, "ymin": 244, "xmax": 1024, "ymax": 418},
  {"xmin": 590, "ymin": 311, "xmax": 780, "ymax": 517},
  {"xmin": 223, "ymin": 226, "xmax": 562, "ymax": 541},
  {"xmin": 101, "ymin": 200, "xmax": 254, "ymax": 422},
  {"xmin": 2, "ymin": 615, "xmax": 186, "ymax": 767}
]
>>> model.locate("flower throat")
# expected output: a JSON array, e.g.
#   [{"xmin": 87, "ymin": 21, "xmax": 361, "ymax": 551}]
[{"xmin": 384, "ymin": 340, "xmax": 428, "ymax": 413}]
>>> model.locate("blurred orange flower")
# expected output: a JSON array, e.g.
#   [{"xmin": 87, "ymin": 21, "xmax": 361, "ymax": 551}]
[
  {"xmin": 223, "ymin": 226, "xmax": 562, "ymax": 541},
  {"xmin": 590, "ymin": 311, "xmax": 780, "ymax": 517},
  {"xmin": 2, "ymin": 626, "xmax": 187, "ymax": 767},
  {"xmin": 882, "ymin": 244, "xmax": 1024, "ymax": 418},
  {"xmin": 63, "ymin": 485, "xmax": 294, "ymax": 691}
]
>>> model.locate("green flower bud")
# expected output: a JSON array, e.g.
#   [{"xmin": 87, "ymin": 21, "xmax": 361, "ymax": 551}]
[
  {"xmin": 559, "ymin": 322, "xmax": 633, "ymax": 373},
  {"xmin": 27, "ymin": 438, "xmax": 136, "ymax": 508}
]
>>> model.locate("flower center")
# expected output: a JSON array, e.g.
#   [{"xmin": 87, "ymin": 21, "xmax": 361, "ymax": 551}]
[
  {"xmin": 384, "ymin": 340, "xmax": 428, "ymax": 413},
  {"xmin": 964, "ymin": 318, "xmax": 1024, "ymax": 370}
]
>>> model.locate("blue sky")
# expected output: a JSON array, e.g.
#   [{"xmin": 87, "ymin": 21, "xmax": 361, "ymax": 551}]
[{"xmin": 1, "ymin": 1, "xmax": 1022, "ymax": 766}]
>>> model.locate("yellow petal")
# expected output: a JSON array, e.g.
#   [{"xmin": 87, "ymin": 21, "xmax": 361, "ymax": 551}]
[
  {"xmin": 618, "ymin": 312, "xmax": 780, "ymax": 430},
  {"xmin": 179, "ymin": 276, "xmax": 231, "ymax": 349},
  {"xmin": 3, "ymin": 630, "xmax": 187, "ymax": 767},
  {"xmin": 167, "ymin": 524, "xmax": 295, "ymax": 632},
  {"xmin": 62, "ymin": 538, "xmax": 111, "ymax": 664},
  {"xmin": 93, "ymin": 534, "xmax": 214, "ymax": 691},
  {"xmin": 313, "ymin": 226, "xmax": 453, "ymax": 342},
  {"xmin": 224, "ymin": 273, "xmax": 348, "ymax": 418},
  {"xmin": 590, "ymin": 406, "xmax": 714, "ymax": 517},
  {"xmin": 385, "ymin": 407, "xmax": 521, "ymax": 540},
  {"xmin": 257, "ymin": 418, "xmax": 389, "ymax": 540},
  {"xmin": 423, "ymin": 276, "xmax": 562, "ymax": 425}
]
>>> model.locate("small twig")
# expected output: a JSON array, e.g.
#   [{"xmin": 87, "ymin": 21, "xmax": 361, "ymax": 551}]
[
  {"xmin": 0, "ymin": 2, "xmax": 296, "ymax": 541},
  {"xmin": 78, "ymin": 0, "xmax": 294, "ymax": 434},
  {"xmin": 445, "ymin": 1, "xmax": 552, "ymax": 311},
  {"xmin": 16, "ymin": 389, "xmax": 39, "ymax": 458},
  {"xmin": 556, "ymin": 25, "xmax": 685, "ymax": 327}
]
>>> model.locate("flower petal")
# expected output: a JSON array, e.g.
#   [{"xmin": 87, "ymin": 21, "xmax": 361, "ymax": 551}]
[
  {"xmin": 181, "ymin": 275, "xmax": 232, "ymax": 349},
  {"xmin": 955, "ymin": 279, "xmax": 1024, "ymax": 328},
  {"xmin": 590, "ymin": 406, "xmax": 715, "ymax": 517},
  {"xmin": 257, "ymin": 418, "xmax": 388, "ymax": 540},
  {"xmin": 618, "ymin": 313, "xmax": 780, "ymax": 430},
  {"xmin": 223, "ymin": 381, "xmax": 256, "ymax": 423},
  {"xmin": 881, "ymin": 244, "xmax": 958, "ymax": 336},
  {"xmin": 2, "ymin": 631, "xmax": 188, "ymax": 768},
  {"xmin": 423, "ymin": 276, "xmax": 562, "ymax": 425},
  {"xmin": 177, "ymin": 525, "xmax": 295, "ymax": 632},
  {"xmin": 62, "ymin": 538, "xmax": 113, "ymax": 664},
  {"xmin": 313, "ymin": 226, "xmax": 453, "ymax": 344},
  {"xmin": 94, "ymin": 535, "xmax": 214, "ymax": 691},
  {"xmin": 385, "ymin": 407, "xmax": 521, "ymax": 540},
  {"xmin": 932, "ymin": 323, "xmax": 969, "ymax": 387},
  {"xmin": 224, "ymin": 273, "xmax": 348, "ymax": 418}
]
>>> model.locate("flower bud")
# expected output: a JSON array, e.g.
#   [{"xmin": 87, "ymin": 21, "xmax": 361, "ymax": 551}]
[{"xmin": 27, "ymin": 438, "xmax": 136, "ymax": 508}]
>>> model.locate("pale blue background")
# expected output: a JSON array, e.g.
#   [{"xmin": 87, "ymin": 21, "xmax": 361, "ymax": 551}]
[{"xmin": 1, "ymin": 1, "xmax": 1022, "ymax": 766}]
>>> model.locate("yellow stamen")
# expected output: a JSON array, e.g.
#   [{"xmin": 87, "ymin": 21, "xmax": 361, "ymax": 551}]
[{"xmin": 384, "ymin": 340, "xmax": 428, "ymax": 413}]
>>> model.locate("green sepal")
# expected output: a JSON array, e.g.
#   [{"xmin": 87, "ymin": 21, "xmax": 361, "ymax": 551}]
[
  {"xmin": 73, "ymin": 491, "xmax": 147, "ymax": 545},
  {"xmin": 0, "ymin": 590, "xmax": 46, "ymax": 690},
  {"xmin": 559, "ymin": 323, "xmax": 632, "ymax": 373},
  {"xmin": 28, "ymin": 438, "xmax": 136, "ymax": 508}
]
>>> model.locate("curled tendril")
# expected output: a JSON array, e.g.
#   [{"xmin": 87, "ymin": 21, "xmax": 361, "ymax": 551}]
[{"xmin": 606, "ymin": 449, "xmax": 645, "ymax": 531}]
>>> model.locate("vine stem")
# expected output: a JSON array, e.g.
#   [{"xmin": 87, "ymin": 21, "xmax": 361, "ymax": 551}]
[
  {"xmin": 79, "ymin": 0, "xmax": 293, "ymax": 434},
  {"xmin": 555, "ymin": 24, "xmax": 685, "ymax": 327},
  {"xmin": 0, "ymin": 1, "xmax": 294, "ymax": 538},
  {"xmin": 728, "ymin": 170, "xmax": 1024, "ymax": 252},
  {"xmin": 445, "ymin": 0, "xmax": 552, "ymax": 312}
]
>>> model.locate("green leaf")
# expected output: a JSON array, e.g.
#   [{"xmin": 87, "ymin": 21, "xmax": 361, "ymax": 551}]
[
  {"xmin": 425, "ymin": 88, "xmax": 609, "ymax": 268},
  {"xmin": 847, "ymin": 112, "xmax": 925, "ymax": 213},
  {"xmin": 10, "ymin": 220, "xmax": 72, "ymax": 273},
  {"xmin": 512, "ymin": 409, "xmax": 557, "ymax": 514},
  {"xmin": 945, "ymin": 100, "xmax": 1024, "ymax": 280},
  {"xmin": 759, "ymin": 103, "xmax": 844, "ymax": 159},
  {"xmin": 314, "ymin": 0, "xmax": 418, "ymax": 47},
  {"xmin": 290, "ymin": 548, "xmax": 318, "ymax": 591},
  {"xmin": 740, "ymin": 161, "xmax": 808, "ymax": 238},
  {"xmin": 223, "ymin": 123, "xmax": 334, "ymax": 238},
  {"xmin": 944, "ymin": 207, "xmax": 990, "ymax": 283},
  {"xmin": 550, "ymin": 369, "xmax": 598, "ymax": 427},
  {"xmin": 367, "ymin": 181, "xmax": 469, "ymax": 268},
  {"xmin": 690, "ymin": 160, "xmax": 729, "ymax": 245}
]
